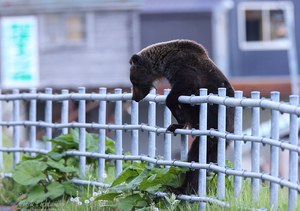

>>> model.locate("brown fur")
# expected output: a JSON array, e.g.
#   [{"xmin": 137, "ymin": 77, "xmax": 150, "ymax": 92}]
[{"xmin": 129, "ymin": 39, "xmax": 234, "ymax": 193}]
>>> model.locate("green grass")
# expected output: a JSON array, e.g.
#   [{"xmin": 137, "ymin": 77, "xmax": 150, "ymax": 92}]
[
  {"xmin": 43, "ymin": 178, "xmax": 299, "ymax": 211},
  {"xmin": 1, "ymin": 153, "xmax": 300, "ymax": 210},
  {"xmin": 0, "ymin": 132, "xmax": 26, "ymax": 206},
  {"xmin": 0, "ymin": 133, "xmax": 15, "ymax": 173},
  {"xmin": 206, "ymin": 180, "xmax": 300, "ymax": 211},
  {"xmin": 1, "ymin": 170, "xmax": 299, "ymax": 210}
]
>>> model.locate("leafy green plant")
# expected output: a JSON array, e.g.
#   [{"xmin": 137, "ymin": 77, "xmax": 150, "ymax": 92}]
[
  {"xmin": 3, "ymin": 128, "xmax": 236, "ymax": 210},
  {"xmin": 163, "ymin": 193, "xmax": 181, "ymax": 211},
  {"xmin": 90, "ymin": 162, "xmax": 189, "ymax": 210},
  {"xmin": 11, "ymin": 129, "xmax": 114, "ymax": 208},
  {"xmin": 70, "ymin": 160, "xmax": 234, "ymax": 211}
]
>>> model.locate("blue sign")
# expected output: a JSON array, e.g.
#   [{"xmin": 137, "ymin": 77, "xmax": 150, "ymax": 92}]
[{"xmin": 1, "ymin": 16, "xmax": 39, "ymax": 88}]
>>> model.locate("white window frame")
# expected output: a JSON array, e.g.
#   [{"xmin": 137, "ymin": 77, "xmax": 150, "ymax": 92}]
[{"xmin": 237, "ymin": 1, "xmax": 293, "ymax": 51}]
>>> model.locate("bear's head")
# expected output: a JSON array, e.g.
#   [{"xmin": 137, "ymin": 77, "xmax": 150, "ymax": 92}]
[{"xmin": 129, "ymin": 54, "xmax": 153, "ymax": 102}]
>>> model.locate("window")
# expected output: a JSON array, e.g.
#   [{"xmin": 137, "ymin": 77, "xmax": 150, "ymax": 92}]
[
  {"xmin": 238, "ymin": 2, "xmax": 292, "ymax": 50},
  {"xmin": 66, "ymin": 15, "xmax": 85, "ymax": 43},
  {"xmin": 42, "ymin": 13, "xmax": 86, "ymax": 48}
]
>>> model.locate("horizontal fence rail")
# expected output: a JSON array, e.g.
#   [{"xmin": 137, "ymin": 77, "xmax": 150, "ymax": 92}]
[
  {"xmin": 2, "ymin": 92, "xmax": 300, "ymax": 115},
  {"xmin": 0, "ymin": 87, "xmax": 299, "ymax": 210}
]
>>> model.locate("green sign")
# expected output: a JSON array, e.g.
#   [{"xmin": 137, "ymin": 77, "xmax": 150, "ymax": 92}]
[{"xmin": 1, "ymin": 16, "xmax": 39, "ymax": 88}]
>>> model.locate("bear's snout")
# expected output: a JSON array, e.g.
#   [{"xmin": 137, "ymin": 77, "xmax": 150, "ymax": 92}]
[
  {"xmin": 131, "ymin": 86, "xmax": 150, "ymax": 102},
  {"xmin": 131, "ymin": 93, "xmax": 145, "ymax": 102}
]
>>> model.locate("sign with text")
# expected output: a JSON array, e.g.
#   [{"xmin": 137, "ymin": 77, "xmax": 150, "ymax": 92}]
[{"xmin": 1, "ymin": 16, "xmax": 39, "ymax": 88}]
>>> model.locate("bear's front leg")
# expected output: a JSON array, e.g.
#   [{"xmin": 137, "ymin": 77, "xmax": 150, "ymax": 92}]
[
  {"xmin": 166, "ymin": 123, "xmax": 185, "ymax": 133},
  {"xmin": 165, "ymin": 88, "xmax": 186, "ymax": 133}
]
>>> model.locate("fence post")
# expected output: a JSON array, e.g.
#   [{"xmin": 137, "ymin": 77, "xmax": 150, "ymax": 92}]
[
  {"xmin": 131, "ymin": 90, "xmax": 139, "ymax": 157},
  {"xmin": 148, "ymin": 89, "xmax": 156, "ymax": 163},
  {"xmin": 45, "ymin": 88, "xmax": 53, "ymax": 151},
  {"xmin": 115, "ymin": 88, "xmax": 123, "ymax": 177},
  {"xmin": 180, "ymin": 135, "xmax": 188, "ymax": 161},
  {"xmin": 29, "ymin": 88, "xmax": 37, "ymax": 156},
  {"xmin": 78, "ymin": 87, "xmax": 86, "ymax": 178},
  {"xmin": 13, "ymin": 89, "xmax": 20, "ymax": 168},
  {"xmin": 234, "ymin": 91, "xmax": 243, "ymax": 197},
  {"xmin": 288, "ymin": 95, "xmax": 299, "ymax": 211},
  {"xmin": 164, "ymin": 89, "xmax": 172, "ymax": 161},
  {"xmin": 61, "ymin": 89, "xmax": 69, "ymax": 135},
  {"xmin": 199, "ymin": 88, "xmax": 208, "ymax": 211},
  {"xmin": 251, "ymin": 91, "xmax": 260, "ymax": 202},
  {"xmin": 98, "ymin": 87, "xmax": 107, "ymax": 182},
  {"xmin": 0, "ymin": 89, "xmax": 2, "ymax": 170},
  {"xmin": 217, "ymin": 88, "xmax": 226, "ymax": 200},
  {"xmin": 270, "ymin": 91, "xmax": 280, "ymax": 209}
]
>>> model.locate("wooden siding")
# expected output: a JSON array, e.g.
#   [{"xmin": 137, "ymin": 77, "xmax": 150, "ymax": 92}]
[{"xmin": 39, "ymin": 11, "xmax": 133, "ymax": 88}]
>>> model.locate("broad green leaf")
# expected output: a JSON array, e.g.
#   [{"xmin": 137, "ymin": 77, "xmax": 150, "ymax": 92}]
[
  {"xmin": 62, "ymin": 181, "xmax": 78, "ymax": 196},
  {"xmin": 135, "ymin": 166, "xmax": 188, "ymax": 191},
  {"xmin": 71, "ymin": 128, "xmax": 80, "ymax": 143},
  {"xmin": 50, "ymin": 133, "xmax": 78, "ymax": 149},
  {"xmin": 147, "ymin": 174, "xmax": 156, "ymax": 182},
  {"xmin": 136, "ymin": 199, "xmax": 148, "ymax": 208},
  {"xmin": 160, "ymin": 166, "xmax": 187, "ymax": 188},
  {"xmin": 105, "ymin": 137, "xmax": 115, "ymax": 154},
  {"xmin": 48, "ymin": 151, "xmax": 64, "ymax": 161},
  {"xmin": 138, "ymin": 174, "xmax": 156, "ymax": 189},
  {"xmin": 12, "ymin": 160, "xmax": 47, "ymax": 186},
  {"xmin": 164, "ymin": 173, "xmax": 186, "ymax": 188},
  {"xmin": 56, "ymin": 133, "xmax": 74, "ymax": 142},
  {"xmin": 168, "ymin": 166, "xmax": 189, "ymax": 174},
  {"xmin": 139, "ymin": 174, "xmax": 163, "ymax": 192},
  {"xmin": 111, "ymin": 167, "xmax": 140, "ymax": 187},
  {"xmin": 131, "ymin": 161, "xmax": 148, "ymax": 169},
  {"xmin": 70, "ymin": 128, "xmax": 115, "ymax": 153},
  {"xmin": 25, "ymin": 185, "xmax": 47, "ymax": 203},
  {"xmin": 99, "ymin": 204, "xmax": 118, "ymax": 209},
  {"xmin": 141, "ymin": 183, "xmax": 162, "ymax": 192},
  {"xmin": 116, "ymin": 194, "xmax": 147, "ymax": 211},
  {"xmin": 46, "ymin": 159, "xmax": 77, "ymax": 173},
  {"xmin": 94, "ymin": 192, "xmax": 122, "ymax": 201},
  {"xmin": 120, "ymin": 170, "xmax": 150, "ymax": 191},
  {"xmin": 86, "ymin": 132, "xmax": 98, "ymax": 152},
  {"xmin": 105, "ymin": 165, "xmax": 116, "ymax": 183},
  {"xmin": 136, "ymin": 208, "xmax": 151, "ymax": 211},
  {"xmin": 47, "ymin": 181, "xmax": 65, "ymax": 200},
  {"xmin": 66, "ymin": 157, "xmax": 78, "ymax": 167},
  {"xmin": 22, "ymin": 153, "xmax": 45, "ymax": 161},
  {"xmin": 148, "ymin": 166, "xmax": 169, "ymax": 175},
  {"xmin": 48, "ymin": 170, "xmax": 63, "ymax": 180}
]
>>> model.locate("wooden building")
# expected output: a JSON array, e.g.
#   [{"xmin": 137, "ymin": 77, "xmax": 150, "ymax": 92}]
[
  {"xmin": 0, "ymin": 0, "xmax": 299, "ymax": 95},
  {"xmin": 0, "ymin": 0, "xmax": 142, "ymax": 89}
]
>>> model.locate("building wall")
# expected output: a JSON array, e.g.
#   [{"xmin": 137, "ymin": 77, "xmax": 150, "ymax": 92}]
[
  {"xmin": 1, "ymin": 0, "xmax": 298, "ymax": 87},
  {"xmin": 0, "ymin": 1, "xmax": 141, "ymax": 89},
  {"xmin": 39, "ymin": 11, "xmax": 133, "ymax": 88},
  {"xmin": 140, "ymin": 12, "xmax": 213, "ymax": 56},
  {"xmin": 229, "ymin": 0, "xmax": 300, "ymax": 77}
]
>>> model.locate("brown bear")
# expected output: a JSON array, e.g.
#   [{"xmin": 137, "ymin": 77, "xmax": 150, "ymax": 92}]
[{"xmin": 129, "ymin": 39, "xmax": 234, "ymax": 193}]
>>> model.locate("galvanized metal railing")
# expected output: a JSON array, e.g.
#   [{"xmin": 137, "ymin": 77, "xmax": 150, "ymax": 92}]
[{"xmin": 0, "ymin": 87, "xmax": 299, "ymax": 210}]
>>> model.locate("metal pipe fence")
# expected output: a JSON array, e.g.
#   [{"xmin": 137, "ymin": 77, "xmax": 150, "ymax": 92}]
[{"xmin": 0, "ymin": 87, "xmax": 299, "ymax": 210}]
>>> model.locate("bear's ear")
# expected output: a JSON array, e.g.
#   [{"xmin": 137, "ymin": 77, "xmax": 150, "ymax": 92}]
[{"xmin": 130, "ymin": 54, "xmax": 143, "ymax": 65}]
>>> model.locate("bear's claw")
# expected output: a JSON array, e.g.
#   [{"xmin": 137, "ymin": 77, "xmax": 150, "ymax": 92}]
[{"xmin": 166, "ymin": 124, "xmax": 185, "ymax": 134}]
